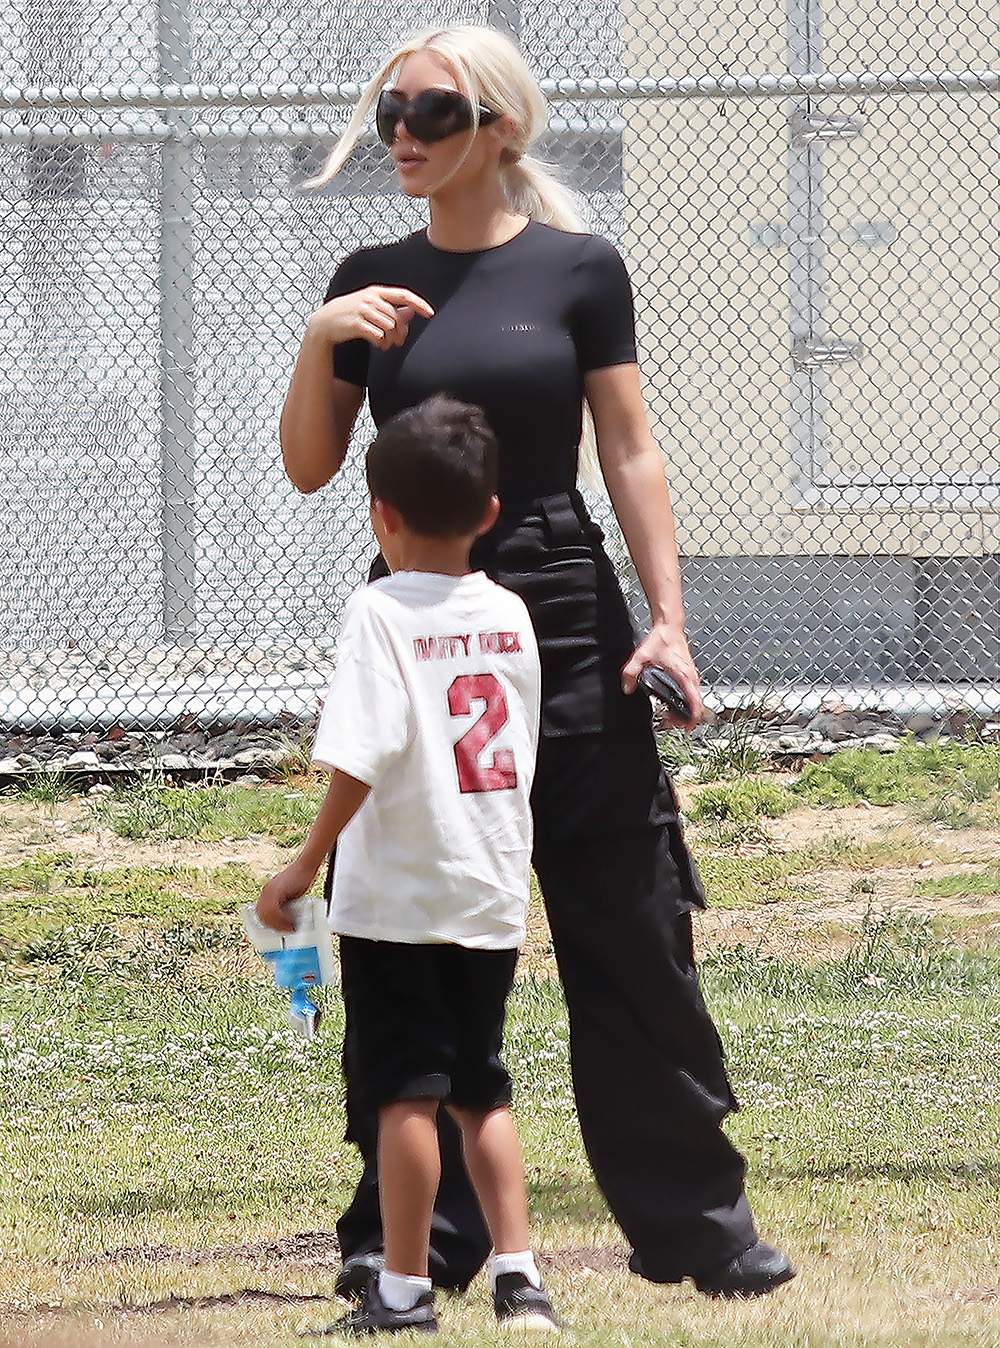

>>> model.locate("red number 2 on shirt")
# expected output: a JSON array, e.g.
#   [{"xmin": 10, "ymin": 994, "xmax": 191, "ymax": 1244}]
[{"xmin": 448, "ymin": 674, "xmax": 517, "ymax": 793}]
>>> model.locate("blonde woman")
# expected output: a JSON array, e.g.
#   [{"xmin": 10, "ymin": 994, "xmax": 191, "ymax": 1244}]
[{"xmin": 281, "ymin": 24, "xmax": 794, "ymax": 1311}]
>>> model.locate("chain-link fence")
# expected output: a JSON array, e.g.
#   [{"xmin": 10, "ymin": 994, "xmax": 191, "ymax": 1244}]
[{"xmin": 1, "ymin": 0, "xmax": 998, "ymax": 732}]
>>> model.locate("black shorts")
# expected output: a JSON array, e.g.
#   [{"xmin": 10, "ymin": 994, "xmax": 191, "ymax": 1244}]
[{"xmin": 338, "ymin": 936, "xmax": 519, "ymax": 1112}]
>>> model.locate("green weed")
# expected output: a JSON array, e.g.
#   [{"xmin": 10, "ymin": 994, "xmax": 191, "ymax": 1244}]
[
  {"xmin": 90, "ymin": 781, "xmax": 323, "ymax": 846},
  {"xmin": 655, "ymin": 730, "xmax": 697, "ymax": 776},
  {"xmin": 697, "ymin": 852, "xmax": 810, "ymax": 908},
  {"xmin": 697, "ymin": 718, "xmax": 765, "ymax": 779},
  {"xmin": 915, "ymin": 864, "xmax": 1000, "ymax": 899},
  {"xmin": 19, "ymin": 923, "xmax": 117, "ymax": 966},
  {"xmin": 687, "ymin": 777, "xmax": 794, "ymax": 824},
  {"xmin": 0, "ymin": 851, "xmax": 76, "ymax": 894},
  {"xmin": 14, "ymin": 918, "xmax": 240, "ymax": 982},
  {"xmin": 13, "ymin": 771, "xmax": 76, "ymax": 806},
  {"xmin": 792, "ymin": 738, "xmax": 1000, "ymax": 816},
  {"xmin": 703, "ymin": 908, "xmax": 994, "ymax": 1001},
  {"xmin": 272, "ymin": 729, "xmax": 317, "ymax": 781},
  {"xmin": 0, "ymin": 861, "xmax": 244, "ymax": 957}
]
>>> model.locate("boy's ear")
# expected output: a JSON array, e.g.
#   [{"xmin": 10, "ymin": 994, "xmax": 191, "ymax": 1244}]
[
  {"xmin": 372, "ymin": 498, "xmax": 404, "ymax": 534},
  {"xmin": 475, "ymin": 494, "xmax": 501, "ymax": 537}
]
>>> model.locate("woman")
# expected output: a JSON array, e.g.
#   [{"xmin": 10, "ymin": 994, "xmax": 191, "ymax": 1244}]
[{"xmin": 281, "ymin": 24, "xmax": 793, "ymax": 1300}]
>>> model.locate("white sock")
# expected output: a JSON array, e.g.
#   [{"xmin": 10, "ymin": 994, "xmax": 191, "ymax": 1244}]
[
  {"xmin": 378, "ymin": 1269, "xmax": 432, "ymax": 1312},
  {"xmin": 490, "ymin": 1251, "xmax": 542, "ymax": 1291}
]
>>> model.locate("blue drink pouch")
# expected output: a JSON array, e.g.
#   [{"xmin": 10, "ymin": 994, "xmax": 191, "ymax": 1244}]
[{"xmin": 241, "ymin": 897, "xmax": 336, "ymax": 1040}]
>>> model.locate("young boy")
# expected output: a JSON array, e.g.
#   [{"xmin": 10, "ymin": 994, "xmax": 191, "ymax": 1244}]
[{"xmin": 257, "ymin": 395, "xmax": 560, "ymax": 1336}]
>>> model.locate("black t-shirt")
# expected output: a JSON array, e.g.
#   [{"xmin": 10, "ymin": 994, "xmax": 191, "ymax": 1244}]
[{"xmin": 325, "ymin": 220, "xmax": 637, "ymax": 504}]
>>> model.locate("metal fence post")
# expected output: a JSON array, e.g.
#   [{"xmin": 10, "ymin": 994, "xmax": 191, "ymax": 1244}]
[{"xmin": 158, "ymin": 0, "xmax": 198, "ymax": 641}]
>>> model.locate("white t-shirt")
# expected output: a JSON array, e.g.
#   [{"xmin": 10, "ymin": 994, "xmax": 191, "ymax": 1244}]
[{"xmin": 312, "ymin": 570, "xmax": 541, "ymax": 950}]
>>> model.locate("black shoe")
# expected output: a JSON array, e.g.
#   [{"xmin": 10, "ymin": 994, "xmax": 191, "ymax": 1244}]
[
  {"xmin": 693, "ymin": 1242, "xmax": 796, "ymax": 1299},
  {"xmin": 319, "ymin": 1280, "xmax": 438, "ymax": 1336},
  {"xmin": 335, "ymin": 1253, "xmax": 386, "ymax": 1303},
  {"xmin": 493, "ymin": 1272, "xmax": 563, "ymax": 1332}
]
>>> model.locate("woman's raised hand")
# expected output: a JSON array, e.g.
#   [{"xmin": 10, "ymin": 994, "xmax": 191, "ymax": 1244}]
[{"xmin": 307, "ymin": 285, "xmax": 435, "ymax": 350}]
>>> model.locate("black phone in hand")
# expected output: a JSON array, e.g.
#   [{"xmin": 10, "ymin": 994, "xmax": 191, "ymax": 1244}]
[{"xmin": 637, "ymin": 666, "xmax": 692, "ymax": 720}]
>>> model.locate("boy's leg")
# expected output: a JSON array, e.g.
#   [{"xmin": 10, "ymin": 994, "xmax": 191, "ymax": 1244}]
[
  {"xmin": 442, "ymin": 947, "xmax": 562, "ymax": 1331},
  {"xmin": 334, "ymin": 868, "xmax": 492, "ymax": 1294},
  {"xmin": 449, "ymin": 1102, "xmax": 562, "ymax": 1332},
  {"xmin": 446, "ymin": 1105, "xmax": 529, "ymax": 1256},
  {"xmin": 378, "ymin": 1099, "xmax": 440, "ymax": 1278},
  {"xmin": 333, "ymin": 1100, "xmax": 442, "ymax": 1332},
  {"xmin": 325, "ymin": 937, "xmax": 450, "ymax": 1335}
]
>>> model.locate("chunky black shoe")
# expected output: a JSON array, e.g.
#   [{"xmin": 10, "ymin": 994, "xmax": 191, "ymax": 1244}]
[
  {"xmin": 320, "ymin": 1280, "xmax": 438, "ymax": 1336},
  {"xmin": 693, "ymin": 1241, "xmax": 796, "ymax": 1299},
  {"xmin": 335, "ymin": 1253, "xmax": 386, "ymax": 1303},
  {"xmin": 493, "ymin": 1272, "xmax": 563, "ymax": 1332}
]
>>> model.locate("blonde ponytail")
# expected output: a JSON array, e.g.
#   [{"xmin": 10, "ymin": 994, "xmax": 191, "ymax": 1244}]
[{"xmin": 500, "ymin": 153, "xmax": 584, "ymax": 232}]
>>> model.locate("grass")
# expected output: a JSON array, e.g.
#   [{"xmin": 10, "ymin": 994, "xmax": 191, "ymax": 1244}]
[
  {"xmin": 0, "ymin": 852, "xmax": 269, "ymax": 957},
  {"xmin": 1, "ymin": 756, "xmax": 999, "ymax": 1347},
  {"xmin": 13, "ymin": 770, "xmax": 77, "ymax": 806},
  {"xmin": 687, "ymin": 778, "xmax": 795, "ymax": 824},
  {"xmin": 657, "ymin": 714, "xmax": 767, "ymax": 781},
  {"xmin": 695, "ymin": 852, "xmax": 819, "ymax": 908},
  {"xmin": 2, "ymin": 922, "xmax": 998, "ymax": 1346},
  {"xmin": 685, "ymin": 778, "xmax": 795, "ymax": 845}
]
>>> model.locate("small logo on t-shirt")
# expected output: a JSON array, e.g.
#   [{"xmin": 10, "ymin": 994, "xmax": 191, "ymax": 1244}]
[{"xmin": 501, "ymin": 323, "xmax": 537, "ymax": 333}]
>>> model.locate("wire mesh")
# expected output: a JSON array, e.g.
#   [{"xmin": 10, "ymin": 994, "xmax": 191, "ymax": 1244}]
[{"xmin": 0, "ymin": 0, "xmax": 997, "ymax": 731}]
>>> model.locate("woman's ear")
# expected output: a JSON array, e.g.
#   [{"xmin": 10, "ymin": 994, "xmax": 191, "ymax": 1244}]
[{"xmin": 488, "ymin": 115, "xmax": 519, "ymax": 159}]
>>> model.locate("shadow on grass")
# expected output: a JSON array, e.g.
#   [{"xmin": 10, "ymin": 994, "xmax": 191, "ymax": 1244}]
[
  {"xmin": 1, "ymin": 1288, "xmax": 335, "ymax": 1320},
  {"xmin": 773, "ymin": 1158, "xmax": 1000, "ymax": 1185},
  {"xmin": 525, "ymin": 1174, "xmax": 610, "ymax": 1223},
  {"xmin": 34, "ymin": 1176, "xmax": 340, "ymax": 1221}
]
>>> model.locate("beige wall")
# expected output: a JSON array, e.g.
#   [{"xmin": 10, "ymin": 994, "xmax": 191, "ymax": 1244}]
[{"xmin": 621, "ymin": 0, "xmax": 999, "ymax": 558}]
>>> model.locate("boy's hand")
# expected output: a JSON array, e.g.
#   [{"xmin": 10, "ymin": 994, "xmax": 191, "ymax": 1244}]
[{"xmin": 256, "ymin": 860, "xmax": 320, "ymax": 933}]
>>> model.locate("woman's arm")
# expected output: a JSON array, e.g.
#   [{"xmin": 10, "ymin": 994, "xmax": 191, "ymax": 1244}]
[
  {"xmin": 584, "ymin": 362, "xmax": 704, "ymax": 727},
  {"xmin": 280, "ymin": 285, "xmax": 434, "ymax": 493},
  {"xmin": 281, "ymin": 337, "xmax": 363, "ymax": 492}
]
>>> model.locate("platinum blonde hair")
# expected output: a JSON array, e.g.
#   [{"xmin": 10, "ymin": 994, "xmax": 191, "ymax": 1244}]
[{"xmin": 308, "ymin": 24, "xmax": 604, "ymax": 486}]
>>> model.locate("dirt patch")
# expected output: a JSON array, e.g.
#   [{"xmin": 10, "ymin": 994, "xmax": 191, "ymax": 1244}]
[
  {"xmin": 680, "ymin": 798, "xmax": 1000, "ymax": 962},
  {"xmin": 2, "ymin": 794, "xmax": 998, "ymax": 970},
  {"xmin": 73, "ymin": 1234, "xmax": 631, "ymax": 1280},
  {"xmin": 0, "ymin": 1289, "xmax": 333, "ymax": 1322},
  {"xmin": 764, "ymin": 801, "xmax": 1000, "ymax": 861},
  {"xmin": 540, "ymin": 1246, "xmax": 630, "ymax": 1274},
  {"xmin": 0, "ymin": 798, "xmax": 291, "ymax": 876}
]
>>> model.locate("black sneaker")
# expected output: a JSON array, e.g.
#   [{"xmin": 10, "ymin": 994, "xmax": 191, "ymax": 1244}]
[
  {"xmin": 493, "ymin": 1272, "xmax": 563, "ymax": 1332},
  {"xmin": 693, "ymin": 1241, "xmax": 796, "ymax": 1299},
  {"xmin": 318, "ymin": 1280, "xmax": 438, "ymax": 1336},
  {"xmin": 335, "ymin": 1253, "xmax": 386, "ymax": 1303}
]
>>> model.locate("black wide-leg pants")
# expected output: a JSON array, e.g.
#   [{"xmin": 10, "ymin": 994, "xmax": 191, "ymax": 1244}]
[{"xmin": 334, "ymin": 491, "xmax": 757, "ymax": 1286}]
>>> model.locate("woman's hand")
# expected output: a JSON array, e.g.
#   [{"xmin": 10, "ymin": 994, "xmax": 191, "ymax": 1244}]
[
  {"xmin": 621, "ymin": 623, "xmax": 704, "ymax": 730},
  {"xmin": 281, "ymin": 286, "xmax": 434, "ymax": 492},
  {"xmin": 307, "ymin": 285, "xmax": 434, "ymax": 351}
]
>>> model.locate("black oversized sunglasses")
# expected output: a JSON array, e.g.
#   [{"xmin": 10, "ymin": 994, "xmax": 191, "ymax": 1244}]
[{"xmin": 375, "ymin": 88, "xmax": 501, "ymax": 146}]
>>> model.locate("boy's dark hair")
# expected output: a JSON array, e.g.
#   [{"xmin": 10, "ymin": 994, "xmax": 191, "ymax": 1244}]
[{"xmin": 366, "ymin": 395, "xmax": 498, "ymax": 538}]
